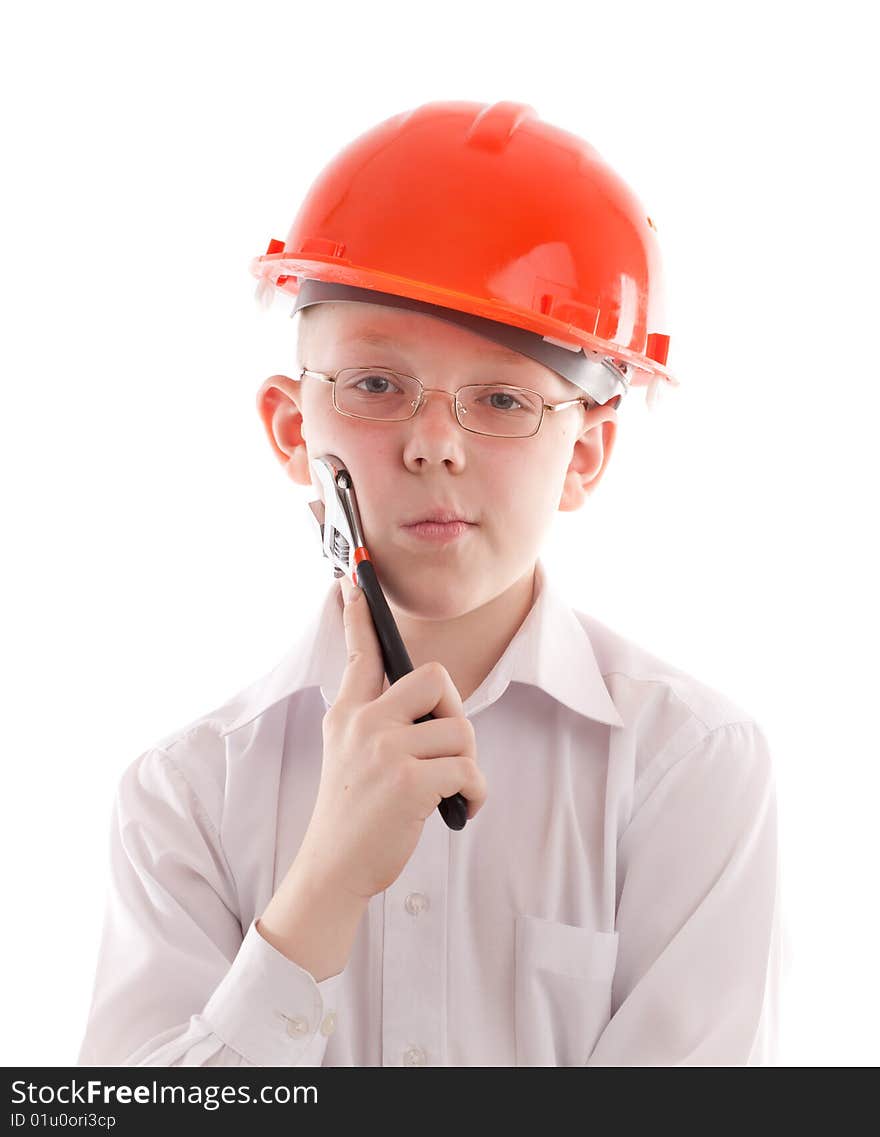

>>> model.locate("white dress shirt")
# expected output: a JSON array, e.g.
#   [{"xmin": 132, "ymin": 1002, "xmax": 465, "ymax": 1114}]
[{"xmin": 76, "ymin": 557, "xmax": 784, "ymax": 1067}]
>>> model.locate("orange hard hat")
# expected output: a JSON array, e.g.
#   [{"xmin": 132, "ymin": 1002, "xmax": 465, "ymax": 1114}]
[{"xmin": 251, "ymin": 100, "xmax": 678, "ymax": 407}]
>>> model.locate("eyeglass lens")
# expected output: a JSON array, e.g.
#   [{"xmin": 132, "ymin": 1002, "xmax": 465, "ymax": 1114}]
[{"xmin": 333, "ymin": 368, "xmax": 543, "ymax": 437}]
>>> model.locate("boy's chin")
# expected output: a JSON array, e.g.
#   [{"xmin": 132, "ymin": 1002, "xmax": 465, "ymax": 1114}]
[{"xmin": 385, "ymin": 578, "xmax": 478, "ymax": 622}]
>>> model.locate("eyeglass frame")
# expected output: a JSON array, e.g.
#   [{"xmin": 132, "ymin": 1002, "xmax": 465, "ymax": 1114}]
[{"xmin": 298, "ymin": 365, "xmax": 599, "ymax": 438}]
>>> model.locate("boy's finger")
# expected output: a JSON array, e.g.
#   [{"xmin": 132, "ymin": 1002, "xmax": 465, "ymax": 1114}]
[
  {"xmin": 340, "ymin": 574, "xmax": 364, "ymax": 606},
  {"xmin": 336, "ymin": 575, "xmax": 386, "ymax": 706}
]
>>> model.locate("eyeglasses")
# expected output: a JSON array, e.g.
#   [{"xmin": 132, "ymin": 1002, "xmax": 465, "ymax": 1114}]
[{"xmin": 299, "ymin": 365, "xmax": 596, "ymax": 438}]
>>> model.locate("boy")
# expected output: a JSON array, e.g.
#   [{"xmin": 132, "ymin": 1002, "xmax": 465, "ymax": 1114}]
[{"xmin": 77, "ymin": 100, "xmax": 783, "ymax": 1067}]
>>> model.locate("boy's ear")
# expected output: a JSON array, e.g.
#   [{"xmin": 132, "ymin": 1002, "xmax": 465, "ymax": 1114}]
[
  {"xmin": 255, "ymin": 373, "xmax": 312, "ymax": 486},
  {"xmin": 557, "ymin": 405, "xmax": 618, "ymax": 513}
]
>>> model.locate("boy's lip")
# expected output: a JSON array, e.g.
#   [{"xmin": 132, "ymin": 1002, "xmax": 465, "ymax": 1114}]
[{"xmin": 402, "ymin": 509, "xmax": 476, "ymax": 525}]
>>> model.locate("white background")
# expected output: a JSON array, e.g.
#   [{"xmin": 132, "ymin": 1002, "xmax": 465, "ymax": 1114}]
[{"xmin": 2, "ymin": 0, "xmax": 877, "ymax": 1067}]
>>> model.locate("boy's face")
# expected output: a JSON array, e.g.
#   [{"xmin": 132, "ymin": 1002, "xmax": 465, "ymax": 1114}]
[{"xmin": 257, "ymin": 301, "xmax": 617, "ymax": 620}]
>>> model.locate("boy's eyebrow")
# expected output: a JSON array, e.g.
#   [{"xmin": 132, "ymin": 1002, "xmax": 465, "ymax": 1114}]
[{"xmin": 343, "ymin": 327, "xmax": 531, "ymax": 368}]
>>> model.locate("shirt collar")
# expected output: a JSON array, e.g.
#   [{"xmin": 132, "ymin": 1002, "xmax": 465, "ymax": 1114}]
[{"xmin": 219, "ymin": 556, "xmax": 623, "ymax": 737}]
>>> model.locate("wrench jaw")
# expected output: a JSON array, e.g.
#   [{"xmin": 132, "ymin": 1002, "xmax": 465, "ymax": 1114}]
[
  {"xmin": 308, "ymin": 455, "xmax": 356, "ymax": 580},
  {"xmin": 307, "ymin": 498, "xmax": 335, "ymax": 572}
]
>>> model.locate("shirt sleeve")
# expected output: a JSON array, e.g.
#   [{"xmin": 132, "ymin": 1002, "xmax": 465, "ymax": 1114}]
[
  {"xmin": 586, "ymin": 720, "xmax": 786, "ymax": 1067},
  {"xmin": 76, "ymin": 745, "xmax": 344, "ymax": 1067}
]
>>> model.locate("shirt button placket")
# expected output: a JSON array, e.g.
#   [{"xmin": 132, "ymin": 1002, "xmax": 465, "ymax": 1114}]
[{"xmin": 382, "ymin": 809, "xmax": 449, "ymax": 1067}]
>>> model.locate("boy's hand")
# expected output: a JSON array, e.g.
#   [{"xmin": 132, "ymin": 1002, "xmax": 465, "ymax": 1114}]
[{"xmin": 298, "ymin": 574, "xmax": 488, "ymax": 902}]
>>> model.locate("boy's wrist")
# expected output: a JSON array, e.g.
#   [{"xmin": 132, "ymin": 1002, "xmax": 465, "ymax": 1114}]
[{"xmin": 257, "ymin": 848, "xmax": 369, "ymax": 982}]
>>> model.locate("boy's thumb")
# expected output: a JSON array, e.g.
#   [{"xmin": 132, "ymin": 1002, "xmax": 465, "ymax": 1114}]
[
  {"xmin": 339, "ymin": 574, "xmax": 354, "ymax": 605},
  {"xmin": 338, "ymin": 575, "xmax": 385, "ymax": 702}
]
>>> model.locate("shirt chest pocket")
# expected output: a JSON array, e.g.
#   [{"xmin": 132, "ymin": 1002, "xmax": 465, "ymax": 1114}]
[{"xmin": 514, "ymin": 914, "xmax": 619, "ymax": 1067}]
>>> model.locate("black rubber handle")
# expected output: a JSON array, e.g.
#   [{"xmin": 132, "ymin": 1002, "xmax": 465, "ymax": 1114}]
[{"xmin": 353, "ymin": 558, "xmax": 469, "ymax": 831}]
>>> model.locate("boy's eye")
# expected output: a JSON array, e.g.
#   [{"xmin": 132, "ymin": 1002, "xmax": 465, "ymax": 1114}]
[
  {"xmin": 355, "ymin": 372, "xmax": 401, "ymax": 394},
  {"xmin": 478, "ymin": 389, "xmax": 528, "ymax": 412},
  {"xmin": 333, "ymin": 368, "xmax": 416, "ymax": 420},
  {"xmin": 336, "ymin": 368, "xmax": 407, "ymax": 396}
]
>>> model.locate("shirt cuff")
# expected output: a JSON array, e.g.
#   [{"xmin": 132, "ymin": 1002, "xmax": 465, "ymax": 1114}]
[{"xmin": 201, "ymin": 916, "xmax": 344, "ymax": 1066}]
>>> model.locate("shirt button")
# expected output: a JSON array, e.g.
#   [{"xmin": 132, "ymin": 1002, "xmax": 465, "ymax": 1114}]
[
  {"xmin": 320, "ymin": 1012, "xmax": 337, "ymax": 1036},
  {"xmin": 285, "ymin": 1016, "xmax": 310, "ymax": 1037},
  {"xmin": 402, "ymin": 1045, "xmax": 427, "ymax": 1066},
  {"xmin": 404, "ymin": 892, "xmax": 430, "ymax": 916}
]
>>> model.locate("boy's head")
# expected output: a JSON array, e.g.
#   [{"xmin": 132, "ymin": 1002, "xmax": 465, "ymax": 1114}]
[
  {"xmin": 251, "ymin": 98, "xmax": 672, "ymax": 619},
  {"xmin": 256, "ymin": 297, "xmax": 617, "ymax": 620}
]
